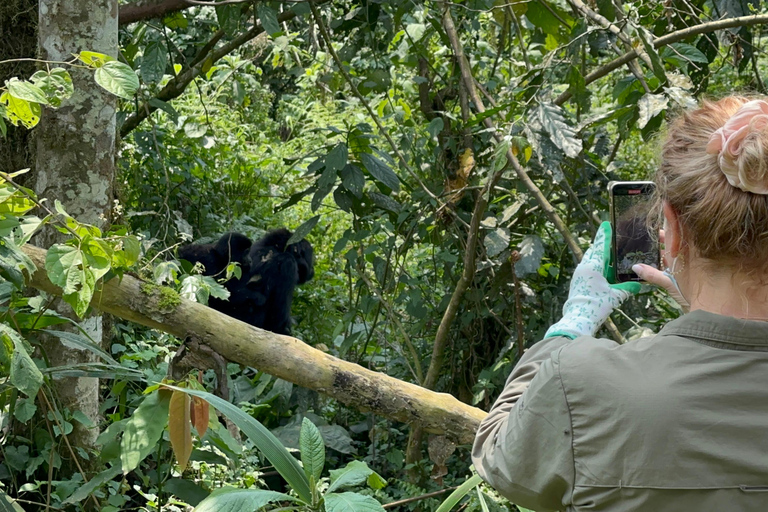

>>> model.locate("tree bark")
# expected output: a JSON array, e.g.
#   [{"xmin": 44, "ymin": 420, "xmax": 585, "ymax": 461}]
[
  {"xmin": 21, "ymin": 244, "xmax": 487, "ymax": 445},
  {"xmin": 36, "ymin": 0, "xmax": 118, "ymax": 456}
]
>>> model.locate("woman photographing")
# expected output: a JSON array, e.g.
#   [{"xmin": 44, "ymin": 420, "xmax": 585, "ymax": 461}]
[{"xmin": 472, "ymin": 96, "xmax": 768, "ymax": 511}]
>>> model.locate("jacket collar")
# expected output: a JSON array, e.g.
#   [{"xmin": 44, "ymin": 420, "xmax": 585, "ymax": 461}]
[{"xmin": 659, "ymin": 309, "xmax": 768, "ymax": 351}]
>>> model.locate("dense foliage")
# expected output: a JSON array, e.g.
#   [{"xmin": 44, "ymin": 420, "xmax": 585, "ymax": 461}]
[{"xmin": 1, "ymin": 0, "xmax": 767, "ymax": 510}]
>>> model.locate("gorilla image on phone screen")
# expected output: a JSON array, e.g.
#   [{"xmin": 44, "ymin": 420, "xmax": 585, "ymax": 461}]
[{"xmin": 614, "ymin": 195, "xmax": 658, "ymax": 276}]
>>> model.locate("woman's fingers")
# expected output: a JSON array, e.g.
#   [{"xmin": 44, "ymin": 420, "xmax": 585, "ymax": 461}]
[{"xmin": 632, "ymin": 263, "xmax": 690, "ymax": 312}]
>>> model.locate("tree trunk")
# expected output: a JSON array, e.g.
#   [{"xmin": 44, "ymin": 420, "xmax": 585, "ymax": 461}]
[
  {"xmin": 22, "ymin": 244, "xmax": 487, "ymax": 445},
  {"xmin": 35, "ymin": 0, "xmax": 118, "ymax": 457}
]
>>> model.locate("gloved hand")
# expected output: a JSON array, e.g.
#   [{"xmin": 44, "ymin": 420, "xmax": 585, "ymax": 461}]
[{"xmin": 545, "ymin": 222, "xmax": 641, "ymax": 339}]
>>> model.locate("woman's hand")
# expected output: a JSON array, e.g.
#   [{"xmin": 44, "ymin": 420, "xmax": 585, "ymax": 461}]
[
  {"xmin": 631, "ymin": 229, "xmax": 691, "ymax": 312},
  {"xmin": 545, "ymin": 222, "xmax": 640, "ymax": 339}
]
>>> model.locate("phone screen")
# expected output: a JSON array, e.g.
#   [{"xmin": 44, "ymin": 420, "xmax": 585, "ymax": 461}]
[{"xmin": 610, "ymin": 182, "xmax": 659, "ymax": 282}]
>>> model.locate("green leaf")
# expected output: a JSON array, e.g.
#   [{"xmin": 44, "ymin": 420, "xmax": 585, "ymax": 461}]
[
  {"xmin": 327, "ymin": 460, "xmax": 377, "ymax": 494},
  {"xmin": 324, "ymin": 492, "xmax": 385, "ymax": 512},
  {"xmin": 94, "ymin": 61, "xmax": 139, "ymax": 100},
  {"xmin": 13, "ymin": 396, "xmax": 36, "ymax": 423},
  {"xmin": 62, "ymin": 465, "xmax": 121, "ymax": 505},
  {"xmin": 216, "ymin": 4, "xmax": 243, "ymax": 36},
  {"xmin": 287, "ymin": 215, "xmax": 320, "ymax": 246},
  {"xmin": 164, "ymin": 385, "xmax": 312, "ymax": 503},
  {"xmin": 121, "ymin": 388, "xmax": 171, "ymax": 473},
  {"xmin": 258, "ymin": 4, "xmax": 281, "ymax": 36},
  {"xmin": 300, "ymin": 418, "xmax": 325, "ymax": 485},
  {"xmin": 140, "ymin": 41, "xmax": 168, "ymax": 84},
  {"xmin": 43, "ymin": 329, "xmax": 117, "ymax": 365},
  {"xmin": 3, "ymin": 325, "xmax": 43, "ymax": 397},
  {"xmin": 148, "ymin": 98, "xmax": 178, "ymax": 121},
  {"xmin": 29, "ymin": 68, "xmax": 74, "ymax": 108},
  {"xmin": 360, "ymin": 153, "xmax": 399, "ymax": 192},
  {"xmin": 538, "ymin": 103, "xmax": 582, "ymax": 159},
  {"xmin": 636, "ymin": 27, "xmax": 667, "ymax": 85},
  {"xmin": 77, "ymin": 51, "xmax": 115, "ymax": 67},
  {"xmin": 195, "ymin": 488, "xmax": 301, "ymax": 512},
  {"xmin": 0, "ymin": 92, "xmax": 41, "ymax": 128},
  {"xmin": 0, "ymin": 238, "xmax": 36, "ymax": 289},
  {"xmin": 164, "ymin": 478, "xmax": 210, "ymax": 507},
  {"xmin": 45, "ymin": 244, "xmax": 96, "ymax": 317},
  {"xmin": 341, "ymin": 164, "xmax": 365, "ymax": 198},
  {"xmin": 368, "ymin": 192, "xmax": 401, "ymax": 213},
  {"xmin": 435, "ymin": 474, "xmax": 483, "ymax": 512},
  {"xmin": 6, "ymin": 78, "xmax": 50, "ymax": 105},
  {"xmin": 0, "ymin": 489, "xmax": 25, "ymax": 512},
  {"xmin": 525, "ymin": 1, "xmax": 568, "ymax": 36},
  {"xmin": 660, "ymin": 43, "xmax": 709, "ymax": 71},
  {"xmin": 426, "ymin": 117, "xmax": 444, "ymax": 139},
  {"xmin": 325, "ymin": 143, "xmax": 349, "ymax": 172}
]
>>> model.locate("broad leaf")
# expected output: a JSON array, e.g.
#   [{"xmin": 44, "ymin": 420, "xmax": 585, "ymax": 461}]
[
  {"xmin": 62, "ymin": 465, "xmax": 121, "ymax": 505},
  {"xmin": 29, "ymin": 68, "xmax": 74, "ymax": 107},
  {"xmin": 287, "ymin": 215, "xmax": 320, "ymax": 246},
  {"xmin": 360, "ymin": 153, "xmax": 400, "ymax": 191},
  {"xmin": 121, "ymin": 388, "xmax": 172, "ymax": 473},
  {"xmin": 94, "ymin": 61, "xmax": 139, "ymax": 100},
  {"xmin": 324, "ymin": 492, "xmax": 385, "ymax": 512},
  {"xmin": 140, "ymin": 41, "xmax": 168, "ymax": 84},
  {"xmin": 195, "ymin": 488, "xmax": 301, "ymax": 512},
  {"xmin": 325, "ymin": 143, "xmax": 349, "ymax": 172},
  {"xmin": 327, "ymin": 460, "xmax": 377, "ymax": 494},
  {"xmin": 257, "ymin": 4, "xmax": 281, "ymax": 36},
  {"xmin": 300, "ymin": 417, "xmax": 325, "ymax": 484},
  {"xmin": 4, "ymin": 325, "xmax": 43, "ymax": 397},
  {"xmin": 538, "ymin": 104, "xmax": 582, "ymax": 159},
  {"xmin": 341, "ymin": 164, "xmax": 365, "ymax": 198},
  {"xmin": 484, "ymin": 228, "xmax": 510, "ymax": 258},
  {"xmin": 6, "ymin": 78, "xmax": 49, "ymax": 105},
  {"xmin": 0, "ymin": 92, "xmax": 41, "ymax": 128}
]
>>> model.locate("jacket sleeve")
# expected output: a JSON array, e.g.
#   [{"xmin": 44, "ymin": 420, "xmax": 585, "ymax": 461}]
[{"xmin": 472, "ymin": 336, "xmax": 576, "ymax": 512}]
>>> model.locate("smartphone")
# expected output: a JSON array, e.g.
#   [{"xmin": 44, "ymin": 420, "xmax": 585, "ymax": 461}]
[{"xmin": 608, "ymin": 181, "xmax": 660, "ymax": 282}]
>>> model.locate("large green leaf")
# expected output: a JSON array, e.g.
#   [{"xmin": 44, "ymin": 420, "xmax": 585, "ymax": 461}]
[
  {"xmin": 327, "ymin": 460, "xmax": 377, "ymax": 494},
  {"xmin": 537, "ymin": 104, "xmax": 582, "ymax": 159},
  {"xmin": 29, "ymin": 68, "xmax": 73, "ymax": 107},
  {"xmin": 121, "ymin": 388, "xmax": 172, "ymax": 473},
  {"xmin": 360, "ymin": 153, "xmax": 400, "ymax": 192},
  {"xmin": 287, "ymin": 215, "xmax": 320, "ymax": 246},
  {"xmin": 164, "ymin": 385, "xmax": 312, "ymax": 503},
  {"xmin": 4, "ymin": 325, "xmax": 43, "ymax": 397},
  {"xmin": 140, "ymin": 41, "xmax": 168, "ymax": 84},
  {"xmin": 325, "ymin": 143, "xmax": 349, "ymax": 173},
  {"xmin": 6, "ymin": 78, "xmax": 49, "ymax": 105},
  {"xmin": 324, "ymin": 492, "xmax": 385, "ymax": 512},
  {"xmin": 257, "ymin": 4, "xmax": 281, "ymax": 36},
  {"xmin": 195, "ymin": 488, "xmax": 301, "ymax": 512},
  {"xmin": 94, "ymin": 60, "xmax": 139, "ymax": 100},
  {"xmin": 62, "ymin": 464, "xmax": 121, "ymax": 505},
  {"xmin": 300, "ymin": 417, "xmax": 325, "ymax": 485}
]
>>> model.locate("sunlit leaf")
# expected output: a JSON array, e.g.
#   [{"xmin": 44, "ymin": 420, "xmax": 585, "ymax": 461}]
[
  {"xmin": 121, "ymin": 388, "xmax": 171, "ymax": 473},
  {"xmin": 94, "ymin": 61, "xmax": 139, "ymax": 99}
]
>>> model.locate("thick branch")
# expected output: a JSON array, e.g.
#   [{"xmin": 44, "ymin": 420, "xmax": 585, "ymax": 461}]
[
  {"xmin": 120, "ymin": 0, "xmax": 194, "ymax": 25},
  {"xmin": 556, "ymin": 13, "xmax": 768, "ymax": 105},
  {"xmin": 21, "ymin": 244, "xmax": 485, "ymax": 445}
]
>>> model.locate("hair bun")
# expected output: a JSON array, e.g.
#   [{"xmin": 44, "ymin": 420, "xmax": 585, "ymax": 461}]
[{"xmin": 706, "ymin": 99, "xmax": 768, "ymax": 194}]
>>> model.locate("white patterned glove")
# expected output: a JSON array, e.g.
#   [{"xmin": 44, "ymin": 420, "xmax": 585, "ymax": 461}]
[{"xmin": 545, "ymin": 222, "xmax": 640, "ymax": 339}]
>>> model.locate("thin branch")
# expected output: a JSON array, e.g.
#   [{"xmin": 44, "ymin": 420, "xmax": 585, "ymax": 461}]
[{"xmin": 556, "ymin": 13, "xmax": 768, "ymax": 105}]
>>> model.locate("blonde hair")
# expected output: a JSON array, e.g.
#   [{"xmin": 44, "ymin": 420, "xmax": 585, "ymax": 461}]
[{"xmin": 652, "ymin": 96, "xmax": 768, "ymax": 269}]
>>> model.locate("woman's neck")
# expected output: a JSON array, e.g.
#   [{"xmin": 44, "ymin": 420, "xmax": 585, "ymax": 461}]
[{"xmin": 684, "ymin": 264, "xmax": 768, "ymax": 320}]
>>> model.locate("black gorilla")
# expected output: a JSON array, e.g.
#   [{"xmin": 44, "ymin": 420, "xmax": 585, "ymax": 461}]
[
  {"xmin": 177, "ymin": 232, "xmax": 252, "ymax": 277},
  {"xmin": 178, "ymin": 229, "xmax": 314, "ymax": 335}
]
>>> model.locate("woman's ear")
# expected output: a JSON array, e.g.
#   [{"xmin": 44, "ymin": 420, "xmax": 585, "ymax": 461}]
[{"xmin": 662, "ymin": 201, "xmax": 683, "ymax": 257}]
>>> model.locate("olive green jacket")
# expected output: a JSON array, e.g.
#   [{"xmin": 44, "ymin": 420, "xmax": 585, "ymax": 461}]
[{"xmin": 472, "ymin": 310, "xmax": 768, "ymax": 511}]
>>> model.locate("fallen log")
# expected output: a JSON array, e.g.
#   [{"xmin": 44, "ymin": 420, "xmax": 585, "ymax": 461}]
[{"xmin": 22, "ymin": 244, "xmax": 486, "ymax": 445}]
